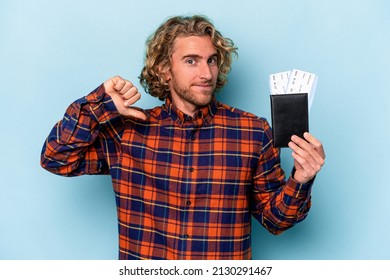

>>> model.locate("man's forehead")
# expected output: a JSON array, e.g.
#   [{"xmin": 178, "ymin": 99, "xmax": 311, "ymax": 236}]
[{"xmin": 171, "ymin": 35, "xmax": 217, "ymax": 56}]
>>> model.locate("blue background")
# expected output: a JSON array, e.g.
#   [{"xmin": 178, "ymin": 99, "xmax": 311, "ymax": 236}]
[{"xmin": 1, "ymin": 0, "xmax": 389, "ymax": 259}]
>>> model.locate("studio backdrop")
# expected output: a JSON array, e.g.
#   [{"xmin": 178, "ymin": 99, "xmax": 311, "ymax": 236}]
[{"xmin": 1, "ymin": 0, "xmax": 389, "ymax": 259}]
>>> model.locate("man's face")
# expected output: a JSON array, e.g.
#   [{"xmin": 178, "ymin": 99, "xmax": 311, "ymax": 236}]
[{"xmin": 164, "ymin": 35, "xmax": 219, "ymax": 116}]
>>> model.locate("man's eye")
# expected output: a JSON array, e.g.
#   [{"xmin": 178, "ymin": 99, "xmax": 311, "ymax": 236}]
[
  {"xmin": 208, "ymin": 57, "xmax": 217, "ymax": 65},
  {"xmin": 186, "ymin": 58, "xmax": 195, "ymax": 64}
]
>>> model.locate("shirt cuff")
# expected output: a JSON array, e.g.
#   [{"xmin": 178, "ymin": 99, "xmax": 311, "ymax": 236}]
[
  {"xmin": 284, "ymin": 176, "xmax": 313, "ymax": 200},
  {"xmin": 85, "ymin": 84, "xmax": 121, "ymax": 123}
]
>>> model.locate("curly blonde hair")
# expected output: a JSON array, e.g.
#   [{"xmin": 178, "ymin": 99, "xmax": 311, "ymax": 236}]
[{"xmin": 139, "ymin": 15, "xmax": 238, "ymax": 100}]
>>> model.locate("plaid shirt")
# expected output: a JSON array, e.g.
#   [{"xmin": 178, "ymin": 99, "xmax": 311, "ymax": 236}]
[{"xmin": 41, "ymin": 85, "xmax": 312, "ymax": 260}]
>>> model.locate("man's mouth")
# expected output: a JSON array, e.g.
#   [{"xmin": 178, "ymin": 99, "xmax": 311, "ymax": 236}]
[{"xmin": 193, "ymin": 83, "xmax": 214, "ymax": 89}]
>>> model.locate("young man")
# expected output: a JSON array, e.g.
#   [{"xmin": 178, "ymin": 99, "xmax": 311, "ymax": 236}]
[{"xmin": 41, "ymin": 15, "xmax": 325, "ymax": 260}]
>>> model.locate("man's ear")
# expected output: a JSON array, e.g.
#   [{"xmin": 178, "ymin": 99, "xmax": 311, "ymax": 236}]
[{"xmin": 159, "ymin": 65, "xmax": 171, "ymax": 82}]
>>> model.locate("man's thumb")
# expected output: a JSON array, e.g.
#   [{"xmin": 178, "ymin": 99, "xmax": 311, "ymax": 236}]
[{"xmin": 126, "ymin": 108, "xmax": 148, "ymax": 121}]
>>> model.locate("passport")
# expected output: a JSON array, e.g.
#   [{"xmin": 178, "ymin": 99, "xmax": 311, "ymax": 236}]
[
  {"xmin": 269, "ymin": 69, "xmax": 318, "ymax": 148},
  {"xmin": 270, "ymin": 93, "xmax": 309, "ymax": 147}
]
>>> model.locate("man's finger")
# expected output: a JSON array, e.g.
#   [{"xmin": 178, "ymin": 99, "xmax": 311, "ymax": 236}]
[
  {"xmin": 122, "ymin": 86, "xmax": 139, "ymax": 100},
  {"xmin": 303, "ymin": 132, "xmax": 325, "ymax": 158},
  {"xmin": 119, "ymin": 81, "xmax": 134, "ymax": 95},
  {"xmin": 289, "ymin": 135, "xmax": 325, "ymax": 168},
  {"xmin": 124, "ymin": 92, "xmax": 141, "ymax": 107}
]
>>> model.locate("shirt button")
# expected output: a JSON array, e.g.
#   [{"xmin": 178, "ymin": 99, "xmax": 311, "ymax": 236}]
[
  {"xmin": 188, "ymin": 167, "xmax": 194, "ymax": 172},
  {"xmin": 184, "ymin": 234, "xmax": 190, "ymax": 239},
  {"xmin": 186, "ymin": 201, "xmax": 191, "ymax": 206}
]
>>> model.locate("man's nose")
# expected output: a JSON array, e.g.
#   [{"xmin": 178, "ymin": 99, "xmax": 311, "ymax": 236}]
[{"xmin": 199, "ymin": 62, "xmax": 212, "ymax": 80}]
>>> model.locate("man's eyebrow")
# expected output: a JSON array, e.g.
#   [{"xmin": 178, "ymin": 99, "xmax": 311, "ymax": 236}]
[
  {"xmin": 182, "ymin": 53, "xmax": 218, "ymax": 59},
  {"xmin": 182, "ymin": 54, "xmax": 202, "ymax": 59}
]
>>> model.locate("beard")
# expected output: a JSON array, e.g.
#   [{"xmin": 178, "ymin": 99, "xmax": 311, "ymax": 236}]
[{"xmin": 169, "ymin": 74, "xmax": 216, "ymax": 109}]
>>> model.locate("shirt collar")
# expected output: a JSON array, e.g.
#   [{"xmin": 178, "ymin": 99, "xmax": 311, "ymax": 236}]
[{"xmin": 163, "ymin": 97, "xmax": 218, "ymax": 127}]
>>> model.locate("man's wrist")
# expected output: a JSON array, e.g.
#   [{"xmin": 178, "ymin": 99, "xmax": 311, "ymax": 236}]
[{"xmin": 86, "ymin": 84, "xmax": 121, "ymax": 123}]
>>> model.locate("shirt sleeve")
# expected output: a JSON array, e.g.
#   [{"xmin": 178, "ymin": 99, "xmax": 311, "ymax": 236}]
[
  {"xmin": 251, "ymin": 119, "xmax": 313, "ymax": 235},
  {"xmin": 40, "ymin": 84, "xmax": 123, "ymax": 176}
]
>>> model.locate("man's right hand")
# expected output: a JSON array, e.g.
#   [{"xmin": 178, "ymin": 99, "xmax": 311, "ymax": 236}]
[{"xmin": 104, "ymin": 76, "xmax": 147, "ymax": 120}]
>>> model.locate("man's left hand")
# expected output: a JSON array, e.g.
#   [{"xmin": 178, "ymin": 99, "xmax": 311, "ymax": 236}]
[{"xmin": 288, "ymin": 132, "xmax": 325, "ymax": 184}]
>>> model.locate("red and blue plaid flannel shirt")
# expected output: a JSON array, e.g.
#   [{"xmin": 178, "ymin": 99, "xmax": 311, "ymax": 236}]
[{"xmin": 41, "ymin": 84, "xmax": 312, "ymax": 259}]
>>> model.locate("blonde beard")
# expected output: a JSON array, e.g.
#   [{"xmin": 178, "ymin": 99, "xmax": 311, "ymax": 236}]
[{"xmin": 169, "ymin": 76, "xmax": 216, "ymax": 109}]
